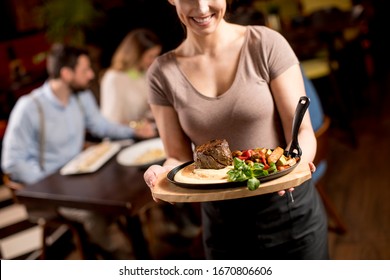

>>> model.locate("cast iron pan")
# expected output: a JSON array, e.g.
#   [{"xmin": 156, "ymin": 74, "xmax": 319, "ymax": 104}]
[{"xmin": 167, "ymin": 96, "xmax": 310, "ymax": 189}]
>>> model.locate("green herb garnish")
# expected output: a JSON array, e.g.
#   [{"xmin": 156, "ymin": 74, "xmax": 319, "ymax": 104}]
[{"xmin": 227, "ymin": 157, "xmax": 277, "ymax": 191}]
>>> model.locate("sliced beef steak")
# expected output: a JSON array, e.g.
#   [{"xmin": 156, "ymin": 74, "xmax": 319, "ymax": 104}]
[{"xmin": 194, "ymin": 139, "xmax": 233, "ymax": 169}]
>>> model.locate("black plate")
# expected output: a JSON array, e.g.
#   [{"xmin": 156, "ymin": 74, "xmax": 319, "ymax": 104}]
[
  {"xmin": 167, "ymin": 97, "xmax": 308, "ymax": 190},
  {"xmin": 166, "ymin": 159, "xmax": 300, "ymax": 190}
]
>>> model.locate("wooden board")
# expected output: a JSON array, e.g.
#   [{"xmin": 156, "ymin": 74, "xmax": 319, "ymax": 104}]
[{"xmin": 152, "ymin": 162, "xmax": 312, "ymax": 203}]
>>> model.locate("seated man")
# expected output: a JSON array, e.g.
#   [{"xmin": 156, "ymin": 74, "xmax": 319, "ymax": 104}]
[{"xmin": 1, "ymin": 44, "xmax": 155, "ymax": 259}]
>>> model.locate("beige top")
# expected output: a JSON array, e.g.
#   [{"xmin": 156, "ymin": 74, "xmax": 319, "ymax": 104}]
[
  {"xmin": 147, "ymin": 26, "xmax": 299, "ymax": 151},
  {"xmin": 100, "ymin": 69, "xmax": 150, "ymax": 124}
]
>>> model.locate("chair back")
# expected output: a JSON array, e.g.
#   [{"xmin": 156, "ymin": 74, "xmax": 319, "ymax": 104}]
[
  {"xmin": 312, "ymin": 115, "xmax": 347, "ymax": 234},
  {"xmin": 314, "ymin": 115, "xmax": 331, "ymax": 168},
  {"xmin": 2, "ymin": 174, "xmax": 24, "ymax": 203}
]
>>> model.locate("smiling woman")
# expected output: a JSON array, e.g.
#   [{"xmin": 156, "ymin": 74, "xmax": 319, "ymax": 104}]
[
  {"xmin": 167, "ymin": 0, "xmax": 228, "ymax": 37},
  {"xmin": 143, "ymin": 0, "xmax": 329, "ymax": 260}
]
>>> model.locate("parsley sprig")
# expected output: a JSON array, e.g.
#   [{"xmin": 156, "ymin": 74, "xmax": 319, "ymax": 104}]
[{"xmin": 227, "ymin": 157, "xmax": 277, "ymax": 190}]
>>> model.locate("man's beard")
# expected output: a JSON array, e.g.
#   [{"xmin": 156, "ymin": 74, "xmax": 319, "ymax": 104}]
[{"xmin": 69, "ymin": 82, "xmax": 90, "ymax": 94}]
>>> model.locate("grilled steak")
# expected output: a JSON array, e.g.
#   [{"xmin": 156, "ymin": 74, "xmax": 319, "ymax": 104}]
[{"xmin": 194, "ymin": 139, "xmax": 233, "ymax": 169}]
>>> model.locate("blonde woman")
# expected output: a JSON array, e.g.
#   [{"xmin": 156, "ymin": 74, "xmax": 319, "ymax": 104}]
[{"xmin": 100, "ymin": 29, "xmax": 162, "ymax": 129}]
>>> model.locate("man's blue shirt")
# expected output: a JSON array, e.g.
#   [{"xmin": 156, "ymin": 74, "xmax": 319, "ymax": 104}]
[{"xmin": 1, "ymin": 81, "xmax": 133, "ymax": 184}]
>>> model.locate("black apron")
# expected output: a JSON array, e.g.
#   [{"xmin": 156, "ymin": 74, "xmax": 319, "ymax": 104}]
[{"xmin": 201, "ymin": 179, "xmax": 329, "ymax": 259}]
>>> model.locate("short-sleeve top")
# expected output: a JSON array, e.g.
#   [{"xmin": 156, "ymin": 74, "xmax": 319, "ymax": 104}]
[{"xmin": 147, "ymin": 26, "xmax": 299, "ymax": 151}]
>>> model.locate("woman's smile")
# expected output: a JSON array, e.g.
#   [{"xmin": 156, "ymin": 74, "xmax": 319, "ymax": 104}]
[{"xmin": 191, "ymin": 14, "xmax": 214, "ymax": 26}]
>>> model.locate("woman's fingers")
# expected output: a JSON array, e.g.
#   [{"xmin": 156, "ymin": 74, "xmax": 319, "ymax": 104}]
[
  {"xmin": 145, "ymin": 164, "xmax": 176, "ymax": 204},
  {"xmin": 278, "ymin": 187, "xmax": 294, "ymax": 196},
  {"xmin": 144, "ymin": 165, "xmax": 165, "ymax": 203},
  {"xmin": 135, "ymin": 121, "xmax": 157, "ymax": 138},
  {"xmin": 152, "ymin": 193, "xmax": 163, "ymax": 203},
  {"xmin": 143, "ymin": 164, "xmax": 166, "ymax": 188},
  {"xmin": 309, "ymin": 162, "xmax": 316, "ymax": 173},
  {"xmin": 278, "ymin": 162, "xmax": 316, "ymax": 197}
]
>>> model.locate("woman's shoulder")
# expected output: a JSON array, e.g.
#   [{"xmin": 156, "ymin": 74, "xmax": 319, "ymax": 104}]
[
  {"xmin": 148, "ymin": 50, "xmax": 176, "ymax": 77},
  {"xmin": 246, "ymin": 25, "xmax": 293, "ymax": 54},
  {"xmin": 154, "ymin": 51, "xmax": 175, "ymax": 66},
  {"xmin": 101, "ymin": 69, "xmax": 128, "ymax": 80},
  {"xmin": 247, "ymin": 25, "xmax": 284, "ymax": 40},
  {"xmin": 101, "ymin": 68, "xmax": 130, "ymax": 84}
]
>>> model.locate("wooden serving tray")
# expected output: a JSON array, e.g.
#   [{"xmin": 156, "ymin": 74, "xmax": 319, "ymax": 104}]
[{"xmin": 152, "ymin": 162, "xmax": 311, "ymax": 203}]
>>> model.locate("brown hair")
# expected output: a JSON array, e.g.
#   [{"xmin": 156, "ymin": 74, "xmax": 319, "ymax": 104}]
[
  {"xmin": 110, "ymin": 28, "xmax": 161, "ymax": 71},
  {"xmin": 46, "ymin": 43, "xmax": 89, "ymax": 79}
]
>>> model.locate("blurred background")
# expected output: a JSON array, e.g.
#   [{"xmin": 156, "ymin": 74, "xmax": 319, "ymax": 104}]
[{"xmin": 0, "ymin": 0, "xmax": 389, "ymax": 260}]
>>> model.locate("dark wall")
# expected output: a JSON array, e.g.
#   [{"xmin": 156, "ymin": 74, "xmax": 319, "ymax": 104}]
[
  {"xmin": 88, "ymin": 0, "xmax": 185, "ymax": 68},
  {"xmin": 0, "ymin": 0, "xmax": 19, "ymax": 41},
  {"xmin": 1, "ymin": 0, "xmax": 185, "ymax": 69}
]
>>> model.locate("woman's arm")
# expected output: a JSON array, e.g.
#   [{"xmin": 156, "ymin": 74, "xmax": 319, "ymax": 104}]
[
  {"xmin": 270, "ymin": 64, "xmax": 317, "ymax": 196},
  {"xmin": 270, "ymin": 64, "xmax": 317, "ymax": 163},
  {"xmin": 143, "ymin": 104, "xmax": 193, "ymax": 192},
  {"xmin": 151, "ymin": 104, "xmax": 193, "ymax": 165}
]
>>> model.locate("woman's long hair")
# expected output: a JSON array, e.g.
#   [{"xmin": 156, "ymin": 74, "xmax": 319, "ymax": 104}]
[{"xmin": 110, "ymin": 28, "xmax": 161, "ymax": 71}]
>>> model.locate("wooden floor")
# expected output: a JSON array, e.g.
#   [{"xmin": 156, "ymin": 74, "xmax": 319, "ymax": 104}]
[{"xmin": 325, "ymin": 75, "xmax": 390, "ymax": 260}]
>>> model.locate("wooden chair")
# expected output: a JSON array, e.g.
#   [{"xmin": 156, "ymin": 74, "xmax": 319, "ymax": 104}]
[
  {"xmin": 2, "ymin": 174, "xmax": 88, "ymax": 259},
  {"xmin": 313, "ymin": 116, "xmax": 347, "ymax": 234}
]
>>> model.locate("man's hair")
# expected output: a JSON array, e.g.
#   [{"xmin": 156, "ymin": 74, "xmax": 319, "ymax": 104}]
[{"xmin": 46, "ymin": 43, "xmax": 89, "ymax": 79}]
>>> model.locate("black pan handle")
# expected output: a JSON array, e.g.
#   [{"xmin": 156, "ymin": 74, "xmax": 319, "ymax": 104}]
[{"xmin": 286, "ymin": 96, "xmax": 310, "ymax": 158}]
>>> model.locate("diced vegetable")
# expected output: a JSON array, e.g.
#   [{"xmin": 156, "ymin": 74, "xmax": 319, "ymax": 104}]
[
  {"xmin": 267, "ymin": 146, "xmax": 284, "ymax": 164},
  {"xmin": 228, "ymin": 146, "xmax": 296, "ymax": 191},
  {"xmin": 247, "ymin": 177, "xmax": 260, "ymax": 191},
  {"xmin": 276, "ymin": 155, "xmax": 288, "ymax": 166}
]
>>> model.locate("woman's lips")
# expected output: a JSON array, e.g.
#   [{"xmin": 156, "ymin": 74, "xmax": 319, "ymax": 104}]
[{"xmin": 192, "ymin": 15, "xmax": 213, "ymax": 25}]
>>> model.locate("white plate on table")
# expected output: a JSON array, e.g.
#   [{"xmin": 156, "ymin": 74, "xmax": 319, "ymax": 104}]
[
  {"xmin": 116, "ymin": 137, "xmax": 166, "ymax": 168},
  {"xmin": 60, "ymin": 141, "xmax": 121, "ymax": 175}
]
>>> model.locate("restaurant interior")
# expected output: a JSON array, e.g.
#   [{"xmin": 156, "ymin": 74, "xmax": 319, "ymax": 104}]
[{"xmin": 0, "ymin": 0, "xmax": 389, "ymax": 260}]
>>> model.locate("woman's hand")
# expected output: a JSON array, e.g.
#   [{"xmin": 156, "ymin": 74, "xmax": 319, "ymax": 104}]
[
  {"xmin": 277, "ymin": 162, "xmax": 316, "ymax": 196},
  {"xmin": 132, "ymin": 120, "xmax": 158, "ymax": 139},
  {"xmin": 144, "ymin": 164, "xmax": 175, "ymax": 202},
  {"xmin": 308, "ymin": 162, "xmax": 316, "ymax": 173}
]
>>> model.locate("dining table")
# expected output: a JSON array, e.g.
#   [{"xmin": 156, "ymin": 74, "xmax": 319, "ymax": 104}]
[{"xmin": 15, "ymin": 145, "xmax": 155, "ymax": 260}]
